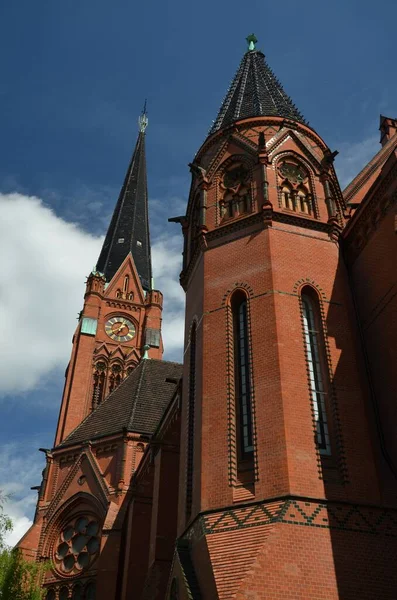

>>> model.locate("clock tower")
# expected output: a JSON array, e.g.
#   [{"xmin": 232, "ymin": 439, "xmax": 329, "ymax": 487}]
[{"xmin": 54, "ymin": 108, "xmax": 163, "ymax": 445}]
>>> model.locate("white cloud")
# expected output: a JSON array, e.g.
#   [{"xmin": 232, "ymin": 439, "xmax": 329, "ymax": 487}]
[
  {"xmin": 335, "ymin": 135, "xmax": 378, "ymax": 190},
  {"xmin": 152, "ymin": 233, "xmax": 185, "ymax": 361},
  {"xmin": 0, "ymin": 193, "xmax": 103, "ymax": 397},
  {"xmin": 0, "ymin": 192, "xmax": 186, "ymax": 544},
  {"xmin": 0, "ymin": 441, "xmax": 43, "ymax": 547}
]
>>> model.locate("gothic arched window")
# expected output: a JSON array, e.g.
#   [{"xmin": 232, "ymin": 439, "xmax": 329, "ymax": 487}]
[
  {"xmin": 92, "ymin": 361, "xmax": 106, "ymax": 408},
  {"xmin": 231, "ymin": 291, "xmax": 253, "ymax": 458},
  {"xmin": 72, "ymin": 584, "xmax": 83, "ymax": 600},
  {"xmin": 186, "ymin": 322, "xmax": 196, "ymax": 522},
  {"xmin": 108, "ymin": 363, "xmax": 122, "ymax": 393},
  {"xmin": 84, "ymin": 582, "xmax": 96, "ymax": 600},
  {"xmin": 281, "ymin": 183, "xmax": 294, "ymax": 210},
  {"xmin": 278, "ymin": 160, "xmax": 314, "ymax": 216},
  {"xmin": 220, "ymin": 164, "xmax": 251, "ymax": 220},
  {"xmin": 301, "ymin": 288, "xmax": 331, "ymax": 455},
  {"xmin": 59, "ymin": 587, "xmax": 69, "ymax": 600}
]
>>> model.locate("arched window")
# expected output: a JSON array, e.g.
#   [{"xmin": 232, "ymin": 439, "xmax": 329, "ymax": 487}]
[
  {"xmin": 278, "ymin": 160, "xmax": 314, "ymax": 215},
  {"xmin": 220, "ymin": 164, "xmax": 251, "ymax": 220},
  {"xmin": 46, "ymin": 590, "xmax": 56, "ymax": 600},
  {"xmin": 232, "ymin": 292, "xmax": 253, "ymax": 457},
  {"xmin": 186, "ymin": 322, "xmax": 196, "ymax": 522},
  {"xmin": 84, "ymin": 582, "xmax": 96, "ymax": 600},
  {"xmin": 108, "ymin": 363, "xmax": 122, "ymax": 393},
  {"xmin": 297, "ymin": 185, "xmax": 311, "ymax": 215},
  {"xmin": 301, "ymin": 289, "xmax": 331, "ymax": 455},
  {"xmin": 123, "ymin": 275, "xmax": 129, "ymax": 295},
  {"xmin": 59, "ymin": 587, "xmax": 69, "ymax": 600},
  {"xmin": 72, "ymin": 584, "xmax": 83, "ymax": 600},
  {"xmin": 281, "ymin": 183, "xmax": 294, "ymax": 210},
  {"xmin": 92, "ymin": 362, "xmax": 106, "ymax": 408}
]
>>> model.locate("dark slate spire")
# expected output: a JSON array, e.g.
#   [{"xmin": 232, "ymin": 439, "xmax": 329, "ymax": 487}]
[
  {"xmin": 96, "ymin": 106, "xmax": 152, "ymax": 290},
  {"xmin": 209, "ymin": 34, "xmax": 306, "ymax": 135}
]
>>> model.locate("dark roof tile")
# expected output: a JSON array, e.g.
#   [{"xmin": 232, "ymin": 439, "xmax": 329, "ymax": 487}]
[
  {"xmin": 210, "ymin": 49, "xmax": 306, "ymax": 135},
  {"xmin": 58, "ymin": 359, "xmax": 183, "ymax": 448}
]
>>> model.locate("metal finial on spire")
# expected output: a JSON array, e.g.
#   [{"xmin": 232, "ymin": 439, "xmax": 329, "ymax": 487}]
[
  {"xmin": 246, "ymin": 34, "xmax": 258, "ymax": 51},
  {"xmin": 138, "ymin": 99, "xmax": 148, "ymax": 132}
]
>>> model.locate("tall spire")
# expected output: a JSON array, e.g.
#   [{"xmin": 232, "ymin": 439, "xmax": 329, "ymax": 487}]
[
  {"xmin": 96, "ymin": 103, "xmax": 152, "ymax": 290},
  {"xmin": 209, "ymin": 35, "xmax": 306, "ymax": 135}
]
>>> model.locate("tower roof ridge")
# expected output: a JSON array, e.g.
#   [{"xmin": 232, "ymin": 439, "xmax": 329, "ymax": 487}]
[
  {"xmin": 96, "ymin": 109, "xmax": 152, "ymax": 290},
  {"xmin": 209, "ymin": 38, "xmax": 307, "ymax": 135}
]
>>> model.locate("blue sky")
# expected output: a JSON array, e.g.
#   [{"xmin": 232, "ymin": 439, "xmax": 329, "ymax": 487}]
[{"xmin": 1, "ymin": 0, "xmax": 396, "ymax": 543}]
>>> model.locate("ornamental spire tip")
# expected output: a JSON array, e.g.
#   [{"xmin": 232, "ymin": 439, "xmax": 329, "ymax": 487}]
[
  {"xmin": 246, "ymin": 33, "xmax": 258, "ymax": 51},
  {"xmin": 138, "ymin": 99, "xmax": 148, "ymax": 132}
]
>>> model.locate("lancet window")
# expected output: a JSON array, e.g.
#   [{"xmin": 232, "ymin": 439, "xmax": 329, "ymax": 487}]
[
  {"xmin": 116, "ymin": 276, "xmax": 134, "ymax": 300},
  {"xmin": 220, "ymin": 164, "xmax": 251, "ymax": 220},
  {"xmin": 278, "ymin": 160, "xmax": 314, "ymax": 216},
  {"xmin": 185, "ymin": 322, "xmax": 196, "ymax": 522},
  {"xmin": 108, "ymin": 363, "xmax": 122, "ymax": 393},
  {"xmin": 92, "ymin": 360, "xmax": 125, "ymax": 409},
  {"xmin": 232, "ymin": 291, "xmax": 254, "ymax": 458},
  {"xmin": 92, "ymin": 361, "xmax": 106, "ymax": 408},
  {"xmin": 301, "ymin": 288, "xmax": 331, "ymax": 455}
]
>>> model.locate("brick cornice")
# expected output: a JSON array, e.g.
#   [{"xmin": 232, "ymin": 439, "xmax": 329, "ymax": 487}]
[{"xmin": 343, "ymin": 162, "xmax": 397, "ymax": 263}]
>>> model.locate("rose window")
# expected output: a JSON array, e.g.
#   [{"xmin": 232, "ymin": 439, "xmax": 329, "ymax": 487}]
[{"xmin": 54, "ymin": 517, "xmax": 100, "ymax": 575}]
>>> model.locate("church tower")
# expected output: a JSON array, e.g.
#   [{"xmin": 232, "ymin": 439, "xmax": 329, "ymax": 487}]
[
  {"xmin": 55, "ymin": 108, "xmax": 163, "ymax": 445},
  {"xmin": 170, "ymin": 35, "xmax": 397, "ymax": 599},
  {"xmin": 17, "ymin": 109, "xmax": 184, "ymax": 600}
]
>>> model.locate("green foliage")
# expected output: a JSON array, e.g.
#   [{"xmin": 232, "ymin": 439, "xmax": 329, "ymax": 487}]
[
  {"xmin": 0, "ymin": 549, "xmax": 48, "ymax": 600},
  {"xmin": 0, "ymin": 493, "xmax": 48, "ymax": 600},
  {"xmin": 0, "ymin": 495, "xmax": 12, "ymax": 551}
]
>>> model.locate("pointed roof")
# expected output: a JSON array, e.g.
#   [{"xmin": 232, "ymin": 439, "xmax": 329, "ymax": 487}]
[
  {"xmin": 58, "ymin": 359, "xmax": 183, "ymax": 448},
  {"xmin": 209, "ymin": 35, "xmax": 306, "ymax": 135},
  {"xmin": 96, "ymin": 109, "xmax": 152, "ymax": 290},
  {"xmin": 343, "ymin": 128, "xmax": 397, "ymax": 203}
]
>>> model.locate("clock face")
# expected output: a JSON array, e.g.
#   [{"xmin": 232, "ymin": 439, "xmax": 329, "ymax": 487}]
[{"xmin": 105, "ymin": 316, "xmax": 136, "ymax": 343}]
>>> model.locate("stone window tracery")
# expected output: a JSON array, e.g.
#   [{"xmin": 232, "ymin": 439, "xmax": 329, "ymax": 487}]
[
  {"xmin": 54, "ymin": 516, "xmax": 100, "ymax": 577},
  {"xmin": 220, "ymin": 164, "xmax": 251, "ymax": 220},
  {"xmin": 278, "ymin": 160, "xmax": 314, "ymax": 216},
  {"xmin": 108, "ymin": 363, "xmax": 122, "ymax": 393},
  {"xmin": 92, "ymin": 361, "xmax": 106, "ymax": 408}
]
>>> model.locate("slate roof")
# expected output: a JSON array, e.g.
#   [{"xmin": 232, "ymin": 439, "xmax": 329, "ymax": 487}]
[
  {"xmin": 209, "ymin": 49, "xmax": 306, "ymax": 135},
  {"xmin": 96, "ymin": 128, "xmax": 152, "ymax": 290},
  {"xmin": 58, "ymin": 359, "xmax": 183, "ymax": 448}
]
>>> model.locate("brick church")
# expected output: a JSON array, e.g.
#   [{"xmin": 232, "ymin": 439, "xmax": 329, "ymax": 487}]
[{"xmin": 18, "ymin": 35, "xmax": 397, "ymax": 599}]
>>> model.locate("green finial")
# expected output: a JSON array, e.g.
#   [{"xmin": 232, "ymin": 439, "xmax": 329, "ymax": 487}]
[
  {"xmin": 246, "ymin": 33, "xmax": 257, "ymax": 51},
  {"xmin": 138, "ymin": 99, "xmax": 148, "ymax": 132}
]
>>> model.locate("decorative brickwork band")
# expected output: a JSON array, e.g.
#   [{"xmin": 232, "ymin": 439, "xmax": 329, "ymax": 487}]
[{"xmin": 184, "ymin": 497, "xmax": 397, "ymax": 541}]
